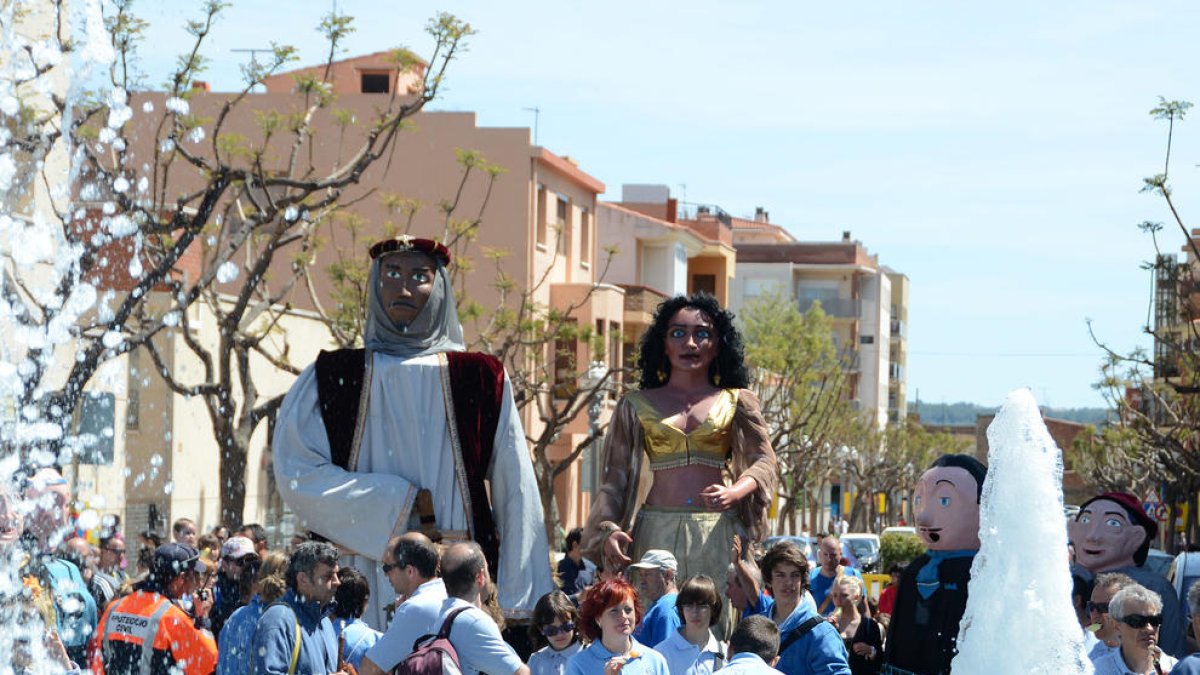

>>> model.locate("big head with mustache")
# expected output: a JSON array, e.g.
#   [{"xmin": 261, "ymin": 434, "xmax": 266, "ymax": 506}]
[{"xmin": 914, "ymin": 454, "xmax": 987, "ymax": 551}]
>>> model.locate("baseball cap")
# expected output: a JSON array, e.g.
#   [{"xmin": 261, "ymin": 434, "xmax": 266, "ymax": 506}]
[
  {"xmin": 220, "ymin": 536, "xmax": 257, "ymax": 560},
  {"xmin": 628, "ymin": 549, "xmax": 678, "ymax": 572},
  {"xmin": 151, "ymin": 542, "xmax": 206, "ymax": 579}
]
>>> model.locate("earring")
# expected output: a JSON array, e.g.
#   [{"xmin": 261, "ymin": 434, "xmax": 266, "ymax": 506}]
[
  {"xmin": 657, "ymin": 369, "xmax": 667, "ymax": 382},
  {"xmin": 714, "ymin": 374, "xmax": 721, "ymax": 386}
]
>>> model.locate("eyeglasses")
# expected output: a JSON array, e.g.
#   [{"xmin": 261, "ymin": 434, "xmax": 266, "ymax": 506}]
[
  {"xmin": 222, "ymin": 555, "xmax": 251, "ymax": 564},
  {"xmin": 541, "ymin": 622, "xmax": 576, "ymax": 637},
  {"xmin": 382, "ymin": 562, "xmax": 402, "ymax": 574},
  {"xmin": 1119, "ymin": 614, "xmax": 1163, "ymax": 629},
  {"xmin": 1085, "ymin": 601, "xmax": 1109, "ymax": 614}
]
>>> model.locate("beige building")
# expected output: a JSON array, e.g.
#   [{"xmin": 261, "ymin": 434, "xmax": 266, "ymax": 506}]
[
  {"xmin": 65, "ymin": 51, "xmax": 625, "ymax": 541},
  {"xmin": 729, "ymin": 225, "xmax": 904, "ymax": 429}
]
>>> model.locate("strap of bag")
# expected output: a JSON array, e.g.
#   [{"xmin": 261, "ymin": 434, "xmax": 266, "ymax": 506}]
[
  {"xmin": 817, "ymin": 566, "xmax": 844, "ymax": 615},
  {"xmin": 779, "ymin": 616, "xmax": 826, "ymax": 655},
  {"xmin": 437, "ymin": 606, "xmax": 473, "ymax": 638}
]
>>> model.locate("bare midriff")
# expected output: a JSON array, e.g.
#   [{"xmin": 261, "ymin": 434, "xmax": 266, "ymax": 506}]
[{"xmin": 645, "ymin": 464, "xmax": 725, "ymax": 507}]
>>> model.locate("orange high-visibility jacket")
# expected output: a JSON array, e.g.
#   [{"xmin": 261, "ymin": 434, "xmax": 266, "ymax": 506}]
[{"xmin": 89, "ymin": 590, "xmax": 218, "ymax": 675}]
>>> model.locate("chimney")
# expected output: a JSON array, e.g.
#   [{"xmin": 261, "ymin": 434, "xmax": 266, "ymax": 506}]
[
  {"xmin": 191, "ymin": 81, "xmax": 210, "ymax": 92},
  {"xmin": 842, "ymin": 230, "xmax": 852, "ymax": 242},
  {"xmin": 754, "ymin": 207, "xmax": 769, "ymax": 223}
]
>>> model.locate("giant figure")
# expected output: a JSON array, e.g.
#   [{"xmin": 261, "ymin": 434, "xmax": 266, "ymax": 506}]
[
  {"xmin": 1069, "ymin": 491, "xmax": 1185, "ymax": 658},
  {"xmin": 273, "ymin": 236, "xmax": 555, "ymax": 628},
  {"xmin": 883, "ymin": 454, "xmax": 986, "ymax": 675},
  {"xmin": 580, "ymin": 293, "xmax": 777, "ymax": 638}
]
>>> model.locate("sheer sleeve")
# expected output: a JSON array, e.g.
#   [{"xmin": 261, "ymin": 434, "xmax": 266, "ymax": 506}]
[
  {"xmin": 730, "ymin": 388, "xmax": 778, "ymax": 543},
  {"xmin": 581, "ymin": 396, "xmax": 646, "ymax": 563}
]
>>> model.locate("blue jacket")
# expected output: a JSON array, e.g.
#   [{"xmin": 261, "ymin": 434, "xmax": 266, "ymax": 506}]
[
  {"xmin": 218, "ymin": 595, "xmax": 264, "ymax": 675},
  {"xmin": 252, "ymin": 590, "xmax": 338, "ymax": 674},
  {"xmin": 43, "ymin": 556, "xmax": 99, "ymax": 657},
  {"xmin": 634, "ymin": 592, "xmax": 680, "ymax": 648},
  {"xmin": 760, "ymin": 599, "xmax": 850, "ymax": 675}
]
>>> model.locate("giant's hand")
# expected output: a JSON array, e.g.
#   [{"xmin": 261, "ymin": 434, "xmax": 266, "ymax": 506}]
[{"xmin": 604, "ymin": 529, "xmax": 633, "ymax": 571}]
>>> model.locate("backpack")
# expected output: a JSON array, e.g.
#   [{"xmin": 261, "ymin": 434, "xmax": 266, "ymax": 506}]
[{"xmin": 392, "ymin": 607, "xmax": 472, "ymax": 675}]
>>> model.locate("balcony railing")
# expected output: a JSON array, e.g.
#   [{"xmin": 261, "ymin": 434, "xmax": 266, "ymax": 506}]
[
  {"xmin": 889, "ymin": 362, "xmax": 904, "ymax": 381},
  {"xmin": 798, "ymin": 297, "xmax": 861, "ymax": 318},
  {"xmin": 890, "ymin": 319, "xmax": 904, "ymax": 338}
]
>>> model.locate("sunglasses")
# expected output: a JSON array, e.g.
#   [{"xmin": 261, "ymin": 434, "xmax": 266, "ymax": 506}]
[
  {"xmin": 1119, "ymin": 614, "xmax": 1163, "ymax": 629},
  {"xmin": 541, "ymin": 622, "xmax": 575, "ymax": 637},
  {"xmin": 382, "ymin": 562, "xmax": 403, "ymax": 574},
  {"xmin": 1085, "ymin": 601, "xmax": 1109, "ymax": 614},
  {"xmin": 222, "ymin": 555, "xmax": 252, "ymax": 564}
]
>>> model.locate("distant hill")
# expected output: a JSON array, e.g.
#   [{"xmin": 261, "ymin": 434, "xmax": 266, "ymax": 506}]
[{"xmin": 909, "ymin": 401, "xmax": 1109, "ymax": 427}]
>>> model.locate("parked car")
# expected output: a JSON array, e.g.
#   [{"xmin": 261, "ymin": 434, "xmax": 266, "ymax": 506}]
[
  {"xmin": 1144, "ymin": 548, "xmax": 1174, "ymax": 578},
  {"xmin": 763, "ymin": 535, "xmax": 816, "ymax": 564},
  {"xmin": 843, "ymin": 533, "xmax": 881, "ymax": 573},
  {"xmin": 1169, "ymin": 552, "xmax": 1200, "ymax": 618},
  {"xmin": 881, "ymin": 526, "xmax": 918, "ymax": 538}
]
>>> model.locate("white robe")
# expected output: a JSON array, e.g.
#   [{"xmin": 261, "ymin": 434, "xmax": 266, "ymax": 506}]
[{"xmin": 273, "ymin": 351, "xmax": 555, "ymax": 628}]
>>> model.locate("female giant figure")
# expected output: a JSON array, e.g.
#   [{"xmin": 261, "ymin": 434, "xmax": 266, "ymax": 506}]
[{"xmin": 582, "ymin": 293, "xmax": 777, "ymax": 629}]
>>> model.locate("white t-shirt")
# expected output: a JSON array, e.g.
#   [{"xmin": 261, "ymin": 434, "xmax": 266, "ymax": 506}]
[{"xmin": 364, "ymin": 578, "xmax": 448, "ymax": 670}]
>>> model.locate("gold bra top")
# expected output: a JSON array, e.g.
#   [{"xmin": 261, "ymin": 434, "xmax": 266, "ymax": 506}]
[{"xmin": 627, "ymin": 389, "xmax": 737, "ymax": 471}]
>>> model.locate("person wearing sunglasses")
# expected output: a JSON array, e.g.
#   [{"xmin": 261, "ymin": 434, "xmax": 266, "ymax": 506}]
[
  {"xmin": 528, "ymin": 590, "xmax": 583, "ymax": 675},
  {"xmin": 1092, "ymin": 584, "xmax": 1176, "ymax": 675},
  {"xmin": 1086, "ymin": 572, "xmax": 1134, "ymax": 666},
  {"xmin": 1172, "ymin": 580, "xmax": 1200, "ymax": 674}
]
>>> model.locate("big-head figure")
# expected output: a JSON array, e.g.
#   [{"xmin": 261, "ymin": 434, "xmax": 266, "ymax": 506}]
[
  {"xmin": 1069, "ymin": 492, "xmax": 1186, "ymax": 657},
  {"xmin": 884, "ymin": 454, "xmax": 986, "ymax": 675}
]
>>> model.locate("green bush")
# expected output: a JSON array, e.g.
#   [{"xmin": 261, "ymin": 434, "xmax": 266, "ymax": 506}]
[{"xmin": 880, "ymin": 532, "xmax": 926, "ymax": 571}]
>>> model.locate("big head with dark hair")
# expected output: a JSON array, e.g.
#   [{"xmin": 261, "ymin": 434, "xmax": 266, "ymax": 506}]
[
  {"xmin": 577, "ymin": 577, "xmax": 643, "ymax": 643},
  {"xmin": 636, "ymin": 292, "xmax": 750, "ymax": 390},
  {"xmin": 914, "ymin": 453, "xmax": 987, "ymax": 551}
]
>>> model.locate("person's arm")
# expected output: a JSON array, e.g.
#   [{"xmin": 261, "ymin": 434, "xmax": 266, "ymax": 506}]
[
  {"xmin": 273, "ymin": 366, "xmax": 419, "ymax": 560},
  {"xmin": 489, "ymin": 373, "xmax": 557, "ymax": 616},
  {"xmin": 731, "ymin": 535, "xmax": 761, "ymax": 604},
  {"xmin": 728, "ymin": 390, "xmax": 778, "ymax": 542},
  {"xmin": 580, "ymin": 397, "xmax": 642, "ymax": 567}
]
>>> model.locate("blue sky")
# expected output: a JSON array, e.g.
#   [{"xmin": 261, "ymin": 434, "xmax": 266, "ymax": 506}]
[{"xmin": 129, "ymin": 1, "xmax": 1200, "ymax": 409}]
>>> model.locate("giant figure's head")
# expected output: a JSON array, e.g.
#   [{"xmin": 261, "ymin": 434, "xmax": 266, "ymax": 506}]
[
  {"xmin": 364, "ymin": 236, "xmax": 463, "ymax": 358},
  {"xmin": 914, "ymin": 454, "xmax": 987, "ymax": 551},
  {"xmin": 1069, "ymin": 492, "xmax": 1156, "ymax": 573}
]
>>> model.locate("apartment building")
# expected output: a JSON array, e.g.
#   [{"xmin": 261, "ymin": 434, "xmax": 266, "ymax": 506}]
[
  {"xmin": 68, "ymin": 51, "xmax": 623, "ymax": 539},
  {"xmin": 729, "ymin": 225, "xmax": 902, "ymax": 429}
]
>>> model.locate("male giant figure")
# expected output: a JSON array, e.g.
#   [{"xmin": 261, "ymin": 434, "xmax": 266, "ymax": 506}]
[
  {"xmin": 1069, "ymin": 492, "xmax": 1185, "ymax": 658},
  {"xmin": 273, "ymin": 236, "xmax": 554, "ymax": 628},
  {"xmin": 883, "ymin": 454, "xmax": 986, "ymax": 675}
]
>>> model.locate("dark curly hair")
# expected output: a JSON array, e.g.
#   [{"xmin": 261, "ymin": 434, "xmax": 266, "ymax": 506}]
[{"xmin": 636, "ymin": 292, "xmax": 750, "ymax": 389}]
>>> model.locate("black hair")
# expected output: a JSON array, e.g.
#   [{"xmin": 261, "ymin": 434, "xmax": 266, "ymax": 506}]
[
  {"xmin": 285, "ymin": 541, "xmax": 339, "ymax": 590},
  {"xmin": 729, "ymin": 615, "xmax": 781, "ymax": 662},
  {"xmin": 392, "ymin": 535, "xmax": 439, "ymax": 579},
  {"xmin": 564, "ymin": 527, "xmax": 583, "ymax": 554},
  {"xmin": 333, "ymin": 567, "xmax": 370, "ymax": 619},
  {"xmin": 529, "ymin": 590, "xmax": 579, "ymax": 650},
  {"xmin": 239, "ymin": 523, "xmax": 268, "ymax": 545},
  {"xmin": 636, "ymin": 292, "xmax": 750, "ymax": 390},
  {"xmin": 929, "ymin": 454, "xmax": 988, "ymax": 503}
]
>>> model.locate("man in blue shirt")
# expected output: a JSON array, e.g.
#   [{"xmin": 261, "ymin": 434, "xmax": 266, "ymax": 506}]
[
  {"xmin": 722, "ymin": 615, "xmax": 785, "ymax": 674},
  {"xmin": 810, "ymin": 534, "xmax": 862, "ymax": 616},
  {"xmin": 252, "ymin": 541, "xmax": 348, "ymax": 674},
  {"xmin": 630, "ymin": 549, "xmax": 681, "ymax": 647}
]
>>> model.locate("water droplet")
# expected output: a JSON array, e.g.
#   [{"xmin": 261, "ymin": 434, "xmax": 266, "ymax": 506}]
[
  {"xmin": 163, "ymin": 481, "xmax": 175, "ymax": 495},
  {"xmin": 150, "ymin": 454, "xmax": 163, "ymax": 467}
]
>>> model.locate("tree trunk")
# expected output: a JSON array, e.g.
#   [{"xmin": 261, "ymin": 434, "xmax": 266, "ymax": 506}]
[{"xmin": 220, "ymin": 436, "xmax": 248, "ymax": 528}]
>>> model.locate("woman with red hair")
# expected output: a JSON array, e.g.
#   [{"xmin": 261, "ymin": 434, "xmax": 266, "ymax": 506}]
[{"xmin": 567, "ymin": 579, "xmax": 670, "ymax": 675}]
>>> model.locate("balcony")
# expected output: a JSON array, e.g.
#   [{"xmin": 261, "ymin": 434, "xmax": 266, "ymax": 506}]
[
  {"xmin": 797, "ymin": 297, "xmax": 861, "ymax": 318},
  {"xmin": 890, "ymin": 319, "xmax": 904, "ymax": 338},
  {"xmin": 889, "ymin": 362, "xmax": 904, "ymax": 381}
]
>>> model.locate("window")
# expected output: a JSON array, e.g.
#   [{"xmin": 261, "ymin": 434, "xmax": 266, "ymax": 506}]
[
  {"xmin": 556, "ymin": 196, "xmax": 570, "ymax": 256},
  {"xmin": 579, "ymin": 207, "xmax": 591, "ymax": 265},
  {"xmin": 692, "ymin": 274, "xmax": 716, "ymax": 296},
  {"xmin": 360, "ymin": 72, "xmax": 390, "ymax": 93},
  {"xmin": 860, "ymin": 335, "xmax": 875, "ymax": 345},
  {"xmin": 536, "ymin": 185, "xmax": 548, "ymax": 246},
  {"xmin": 76, "ymin": 392, "xmax": 115, "ymax": 465}
]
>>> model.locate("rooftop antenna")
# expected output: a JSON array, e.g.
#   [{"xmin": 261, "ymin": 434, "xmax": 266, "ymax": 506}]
[{"xmin": 523, "ymin": 106, "xmax": 540, "ymax": 146}]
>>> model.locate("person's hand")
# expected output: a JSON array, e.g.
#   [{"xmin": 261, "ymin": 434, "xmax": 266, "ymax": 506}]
[
  {"xmin": 45, "ymin": 630, "xmax": 72, "ymax": 668},
  {"xmin": 604, "ymin": 530, "xmax": 633, "ymax": 570},
  {"xmin": 852, "ymin": 641, "xmax": 876, "ymax": 658},
  {"xmin": 700, "ymin": 483, "xmax": 737, "ymax": 511},
  {"xmin": 194, "ymin": 588, "xmax": 213, "ymax": 618},
  {"xmin": 731, "ymin": 534, "xmax": 743, "ymax": 563},
  {"xmin": 605, "ymin": 655, "xmax": 632, "ymax": 675}
]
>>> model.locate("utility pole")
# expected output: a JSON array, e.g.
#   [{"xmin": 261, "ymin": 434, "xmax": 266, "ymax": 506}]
[{"xmin": 523, "ymin": 106, "xmax": 540, "ymax": 145}]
